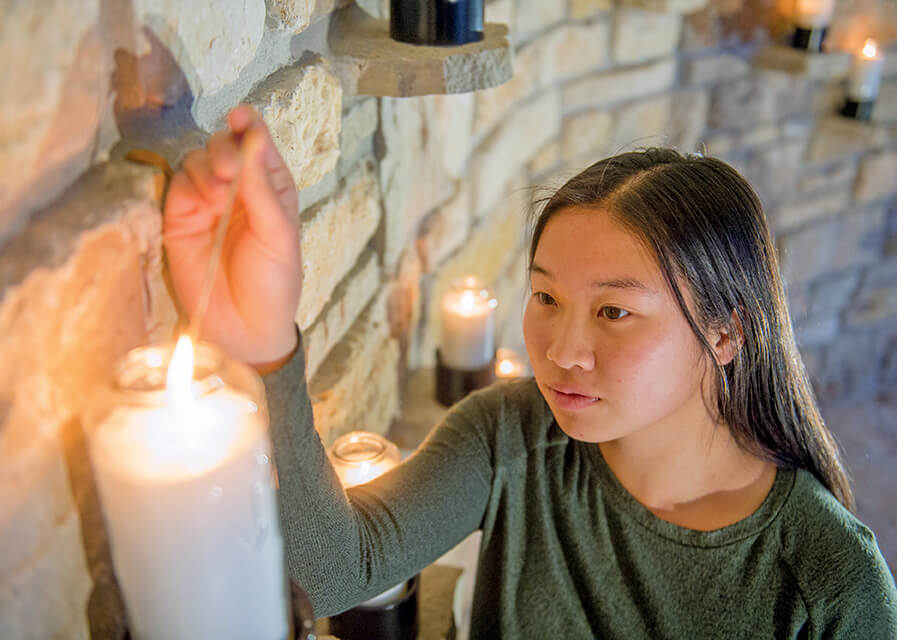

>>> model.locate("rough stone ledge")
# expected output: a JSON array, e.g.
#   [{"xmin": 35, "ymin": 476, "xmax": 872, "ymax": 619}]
[
  {"xmin": 619, "ymin": 0, "xmax": 707, "ymax": 13},
  {"xmin": 327, "ymin": 4, "xmax": 512, "ymax": 97},
  {"xmin": 0, "ymin": 162, "xmax": 164, "ymax": 298},
  {"xmin": 806, "ymin": 116, "xmax": 891, "ymax": 165},
  {"xmin": 752, "ymin": 45, "xmax": 850, "ymax": 80}
]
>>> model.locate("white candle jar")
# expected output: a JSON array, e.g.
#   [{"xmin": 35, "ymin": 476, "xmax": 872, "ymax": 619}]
[
  {"xmin": 793, "ymin": 0, "xmax": 835, "ymax": 29},
  {"xmin": 439, "ymin": 276, "xmax": 498, "ymax": 371},
  {"xmin": 847, "ymin": 41, "xmax": 884, "ymax": 102},
  {"xmin": 329, "ymin": 430, "xmax": 406, "ymax": 607},
  {"xmin": 84, "ymin": 340, "xmax": 291, "ymax": 640},
  {"xmin": 329, "ymin": 431, "xmax": 401, "ymax": 489}
]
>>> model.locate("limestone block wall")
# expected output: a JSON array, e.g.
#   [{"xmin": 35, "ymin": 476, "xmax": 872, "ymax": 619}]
[{"xmin": 1, "ymin": 0, "xmax": 895, "ymax": 635}]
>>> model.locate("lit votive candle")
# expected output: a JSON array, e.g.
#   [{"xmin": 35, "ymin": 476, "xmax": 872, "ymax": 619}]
[
  {"xmin": 847, "ymin": 39, "xmax": 885, "ymax": 103},
  {"xmin": 793, "ymin": 0, "xmax": 835, "ymax": 29},
  {"xmin": 86, "ymin": 336, "xmax": 289, "ymax": 640},
  {"xmin": 440, "ymin": 276, "xmax": 498, "ymax": 371},
  {"xmin": 329, "ymin": 431, "xmax": 406, "ymax": 606},
  {"xmin": 495, "ymin": 348, "xmax": 528, "ymax": 380}
]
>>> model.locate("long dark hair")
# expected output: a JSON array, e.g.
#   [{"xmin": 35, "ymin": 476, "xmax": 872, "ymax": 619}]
[{"xmin": 530, "ymin": 148, "xmax": 854, "ymax": 511}]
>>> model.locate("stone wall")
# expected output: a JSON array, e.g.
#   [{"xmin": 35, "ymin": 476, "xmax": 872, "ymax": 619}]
[{"xmin": 1, "ymin": 0, "xmax": 895, "ymax": 635}]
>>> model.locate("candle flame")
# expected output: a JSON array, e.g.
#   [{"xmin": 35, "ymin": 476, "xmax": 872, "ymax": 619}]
[
  {"xmin": 460, "ymin": 291, "xmax": 477, "ymax": 314},
  {"xmin": 862, "ymin": 39, "xmax": 878, "ymax": 59},
  {"xmin": 167, "ymin": 335, "xmax": 196, "ymax": 408}
]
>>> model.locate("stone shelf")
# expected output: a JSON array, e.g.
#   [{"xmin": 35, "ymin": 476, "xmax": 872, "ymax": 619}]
[
  {"xmin": 807, "ymin": 116, "xmax": 891, "ymax": 165},
  {"xmin": 620, "ymin": 0, "xmax": 708, "ymax": 13},
  {"xmin": 328, "ymin": 4, "xmax": 512, "ymax": 97},
  {"xmin": 752, "ymin": 45, "xmax": 850, "ymax": 80}
]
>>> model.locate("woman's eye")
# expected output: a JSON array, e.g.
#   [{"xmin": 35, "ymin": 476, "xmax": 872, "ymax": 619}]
[
  {"xmin": 535, "ymin": 292, "xmax": 556, "ymax": 306},
  {"xmin": 600, "ymin": 306, "xmax": 630, "ymax": 320}
]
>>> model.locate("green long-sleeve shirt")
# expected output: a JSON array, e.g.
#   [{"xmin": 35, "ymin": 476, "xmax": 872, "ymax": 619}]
[{"xmin": 264, "ymin": 340, "xmax": 897, "ymax": 638}]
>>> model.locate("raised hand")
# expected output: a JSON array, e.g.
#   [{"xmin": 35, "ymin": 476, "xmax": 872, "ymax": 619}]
[{"xmin": 163, "ymin": 105, "xmax": 302, "ymax": 366}]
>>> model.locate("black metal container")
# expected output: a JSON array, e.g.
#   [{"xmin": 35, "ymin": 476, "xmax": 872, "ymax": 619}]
[
  {"xmin": 328, "ymin": 575, "xmax": 420, "ymax": 640},
  {"xmin": 790, "ymin": 26, "xmax": 828, "ymax": 53},
  {"xmin": 390, "ymin": 0, "xmax": 484, "ymax": 45}
]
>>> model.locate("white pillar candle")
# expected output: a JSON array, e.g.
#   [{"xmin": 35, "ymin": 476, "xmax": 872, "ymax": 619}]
[
  {"xmin": 793, "ymin": 0, "xmax": 835, "ymax": 29},
  {"xmin": 440, "ymin": 276, "xmax": 498, "ymax": 370},
  {"xmin": 847, "ymin": 39, "xmax": 885, "ymax": 102},
  {"xmin": 88, "ymin": 337, "xmax": 289, "ymax": 640},
  {"xmin": 328, "ymin": 431, "xmax": 407, "ymax": 606},
  {"xmin": 495, "ymin": 348, "xmax": 528, "ymax": 380}
]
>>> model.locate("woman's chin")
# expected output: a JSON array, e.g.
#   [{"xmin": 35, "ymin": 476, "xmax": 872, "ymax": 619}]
[{"xmin": 550, "ymin": 411, "xmax": 607, "ymax": 444}]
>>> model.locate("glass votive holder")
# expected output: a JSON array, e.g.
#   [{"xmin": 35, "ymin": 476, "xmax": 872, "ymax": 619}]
[
  {"xmin": 83, "ymin": 337, "xmax": 294, "ymax": 640},
  {"xmin": 327, "ymin": 431, "xmax": 417, "ymax": 640},
  {"xmin": 439, "ymin": 276, "xmax": 497, "ymax": 372},
  {"xmin": 329, "ymin": 431, "xmax": 402, "ymax": 487},
  {"xmin": 435, "ymin": 276, "xmax": 498, "ymax": 406}
]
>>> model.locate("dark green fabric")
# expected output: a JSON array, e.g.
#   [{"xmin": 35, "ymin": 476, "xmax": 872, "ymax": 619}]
[{"xmin": 264, "ymin": 338, "xmax": 897, "ymax": 639}]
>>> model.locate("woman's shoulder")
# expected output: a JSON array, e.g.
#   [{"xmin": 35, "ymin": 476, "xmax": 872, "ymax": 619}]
[
  {"xmin": 779, "ymin": 470, "xmax": 876, "ymax": 548},
  {"xmin": 776, "ymin": 469, "xmax": 895, "ymax": 610}
]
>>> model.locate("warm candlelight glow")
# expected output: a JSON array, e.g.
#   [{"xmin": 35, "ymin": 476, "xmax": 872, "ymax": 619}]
[
  {"xmin": 495, "ymin": 347, "xmax": 527, "ymax": 379},
  {"xmin": 440, "ymin": 276, "xmax": 498, "ymax": 370},
  {"xmin": 459, "ymin": 291, "xmax": 477, "ymax": 315},
  {"xmin": 87, "ymin": 340, "xmax": 288, "ymax": 639},
  {"xmin": 166, "ymin": 335, "xmax": 196, "ymax": 409},
  {"xmin": 329, "ymin": 431, "xmax": 401, "ymax": 487},
  {"xmin": 862, "ymin": 39, "xmax": 878, "ymax": 59},
  {"xmin": 847, "ymin": 37, "xmax": 886, "ymax": 104},
  {"xmin": 327, "ymin": 430, "xmax": 409, "ymax": 607},
  {"xmin": 792, "ymin": 0, "xmax": 835, "ymax": 28}
]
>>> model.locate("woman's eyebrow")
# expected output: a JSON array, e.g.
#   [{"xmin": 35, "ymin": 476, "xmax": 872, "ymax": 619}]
[{"xmin": 530, "ymin": 262, "xmax": 658, "ymax": 294}]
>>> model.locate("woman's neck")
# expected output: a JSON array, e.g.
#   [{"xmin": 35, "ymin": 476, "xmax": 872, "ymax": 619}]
[{"xmin": 598, "ymin": 413, "xmax": 776, "ymax": 531}]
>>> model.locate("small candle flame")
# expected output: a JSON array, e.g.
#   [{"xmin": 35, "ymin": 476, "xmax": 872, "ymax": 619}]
[
  {"xmin": 459, "ymin": 291, "xmax": 477, "ymax": 314},
  {"xmin": 862, "ymin": 39, "xmax": 878, "ymax": 59},
  {"xmin": 498, "ymin": 359, "xmax": 515, "ymax": 376},
  {"xmin": 167, "ymin": 335, "xmax": 196, "ymax": 408}
]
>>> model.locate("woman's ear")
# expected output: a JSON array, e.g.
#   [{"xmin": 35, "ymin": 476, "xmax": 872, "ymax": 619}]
[{"xmin": 710, "ymin": 310, "xmax": 745, "ymax": 366}]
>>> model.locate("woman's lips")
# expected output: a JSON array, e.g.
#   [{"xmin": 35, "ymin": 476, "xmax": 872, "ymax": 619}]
[{"xmin": 547, "ymin": 385, "xmax": 599, "ymax": 410}]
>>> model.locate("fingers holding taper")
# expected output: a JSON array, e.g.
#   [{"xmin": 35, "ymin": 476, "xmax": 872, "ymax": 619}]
[{"xmin": 162, "ymin": 104, "xmax": 303, "ymax": 365}]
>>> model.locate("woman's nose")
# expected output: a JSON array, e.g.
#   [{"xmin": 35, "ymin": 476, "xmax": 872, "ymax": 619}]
[{"xmin": 545, "ymin": 318, "xmax": 595, "ymax": 371}]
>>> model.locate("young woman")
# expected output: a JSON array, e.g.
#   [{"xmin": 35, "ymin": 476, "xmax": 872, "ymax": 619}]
[{"xmin": 164, "ymin": 106, "xmax": 897, "ymax": 638}]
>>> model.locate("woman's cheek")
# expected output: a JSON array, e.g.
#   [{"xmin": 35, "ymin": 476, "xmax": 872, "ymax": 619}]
[
  {"xmin": 603, "ymin": 329, "xmax": 663, "ymax": 384},
  {"xmin": 523, "ymin": 300, "xmax": 549, "ymax": 364}
]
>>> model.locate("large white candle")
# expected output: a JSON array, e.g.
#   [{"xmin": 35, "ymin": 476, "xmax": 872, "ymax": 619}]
[
  {"xmin": 847, "ymin": 39, "xmax": 885, "ymax": 102},
  {"xmin": 89, "ymin": 337, "xmax": 289, "ymax": 640},
  {"xmin": 329, "ymin": 431, "xmax": 407, "ymax": 606},
  {"xmin": 440, "ymin": 276, "xmax": 498, "ymax": 370},
  {"xmin": 793, "ymin": 0, "xmax": 835, "ymax": 29}
]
